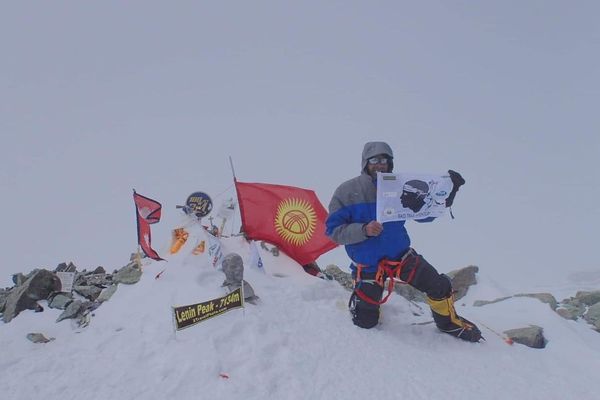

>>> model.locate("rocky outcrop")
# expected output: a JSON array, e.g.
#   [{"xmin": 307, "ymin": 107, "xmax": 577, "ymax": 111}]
[
  {"xmin": 446, "ymin": 265, "xmax": 479, "ymax": 300},
  {"xmin": 0, "ymin": 258, "xmax": 136, "ymax": 325},
  {"xmin": 474, "ymin": 293, "xmax": 558, "ymax": 310},
  {"xmin": 26, "ymin": 333, "xmax": 55, "ymax": 344},
  {"xmin": 324, "ymin": 265, "xmax": 353, "ymax": 291},
  {"xmin": 514, "ymin": 293, "xmax": 558, "ymax": 310},
  {"xmin": 556, "ymin": 290, "xmax": 600, "ymax": 327},
  {"xmin": 2, "ymin": 269, "xmax": 61, "ymax": 322},
  {"xmin": 504, "ymin": 325, "xmax": 547, "ymax": 349},
  {"xmin": 474, "ymin": 289, "xmax": 600, "ymax": 333},
  {"xmin": 583, "ymin": 303, "xmax": 600, "ymax": 331},
  {"xmin": 113, "ymin": 261, "xmax": 143, "ymax": 285}
]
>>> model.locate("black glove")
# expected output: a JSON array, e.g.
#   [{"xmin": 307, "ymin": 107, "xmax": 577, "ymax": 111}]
[{"xmin": 445, "ymin": 170, "xmax": 465, "ymax": 207}]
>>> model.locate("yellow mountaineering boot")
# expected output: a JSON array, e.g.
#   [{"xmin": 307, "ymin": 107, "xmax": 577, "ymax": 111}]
[{"xmin": 426, "ymin": 295, "xmax": 482, "ymax": 342}]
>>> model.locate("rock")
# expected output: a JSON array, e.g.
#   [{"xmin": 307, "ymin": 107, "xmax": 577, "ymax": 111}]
[
  {"xmin": 56, "ymin": 300, "xmax": 92, "ymax": 322},
  {"xmin": 556, "ymin": 298, "xmax": 587, "ymax": 320},
  {"xmin": 0, "ymin": 288, "xmax": 10, "ymax": 313},
  {"xmin": 446, "ymin": 265, "xmax": 478, "ymax": 300},
  {"xmin": 555, "ymin": 307, "xmax": 578, "ymax": 320},
  {"xmin": 504, "ymin": 325, "xmax": 547, "ymax": 349},
  {"xmin": 96, "ymin": 284, "xmax": 118, "ymax": 303},
  {"xmin": 26, "ymin": 333, "xmax": 55, "ymax": 344},
  {"xmin": 473, "ymin": 296, "xmax": 512, "ymax": 307},
  {"xmin": 48, "ymin": 293, "xmax": 73, "ymax": 310},
  {"xmin": 76, "ymin": 271, "xmax": 112, "ymax": 287},
  {"xmin": 12, "ymin": 272, "xmax": 29, "ymax": 286},
  {"xmin": 55, "ymin": 262, "xmax": 77, "ymax": 272},
  {"xmin": 222, "ymin": 253, "xmax": 244, "ymax": 287},
  {"xmin": 74, "ymin": 285, "xmax": 103, "ymax": 301},
  {"xmin": 583, "ymin": 303, "xmax": 600, "ymax": 331},
  {"xmin": 91, "ymin": 266, "xmax": 106, "ymax": 275},
  {"xmin": 324, "ymin": 265, "xmax": 354, "ymax": 291},
  {"xmin": 113, "ymin": 261, "xmax": 142, "ymax": 284},
  {"xmin": 3, "ymin": 269, "xmax": 62, "ymax": 323},
  {"xmin": 575, "ymin": 291, "xmax": 600, "ymax": 306},
  {"xmin": 394, "ymin": 284, "xmax": 427, "ymax": 303},
  {"xmin": 514, "ymin": 293, "xmax": 558, "ymax": 310}
]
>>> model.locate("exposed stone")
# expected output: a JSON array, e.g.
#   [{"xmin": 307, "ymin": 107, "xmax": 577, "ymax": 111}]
[
  {"xmin": 324, "ymin": 265, "xmax": 354, "ymax": 291},
  {"xmin": 56, "ymin": 300, "xmax": 92, "ymax": 322},
  {"xmin": 222, "ymin": 253, "xmax": 244, "ymax": 287},
  {"xmin": 91, "ymin": 266, "xmax": 106, "ymax": 275},
  {"xmin": 0, "ymin": 287, "xmax": 10, "ymax": 313},
  {"xmin": 555, "ymin": 307, "xmax": 578, "ymax": 320},
  {"xmin": 583, "ymin": 303, "xmax": 600, "ymax": 331},
  {"xmin": 446, "ymin": 265, "xmax": 479, "ymax": 300},
  {"xmin": 12, "ymin": 272, "xmax": 29, "ymax": 286},
  {"xmin": 113, "ymin": 261, "xmax": 142, "ymax": 285},
  {"xmin": 74, "ymin": 271, "xmax": 112, "ymax": 287},
  {"xmin": 96, "ymin": 284, "xmax": 118, "ymax": 303},
  {"xmin": 74, "ymin": 285, "xmax": 103, "ymax": 301},
  {"xmin": 55, "ymin": 262, "xmax": 77, "ymax": 273},
  {"xmin": 514, "ymin": 293, "xmax": 558, "ymax": 310},
  {"xmin": 473, "ymin": 296, "xmax": 512, "ymax": 307},
  {"xmin": 504, "ymin": 325, "xmax": 547, "ymax": 349},
  {"xmin": 3, "ymin": 269, "xmax": 62, "ymax": 323},
  {"xmin": 394, "ymin": 284, "xmax": 427, "ymax": 303},
  {"xmin": 575, "ymin": 291, "xmax": 600, "ymax": 306},
  {"xmin": 48, "ymin": 293, "xmax": 73, "ymax": 310},
  {"xmin": 556, "ymin": 298, "xmax": 587, "ymax": 320},
  {"xmin": 221, "ymin": 253, "xmax": 258, "ymax": 302},
  {"xmin": 26, "ymin": 333, "xmax": 54, "ymax": 344}
]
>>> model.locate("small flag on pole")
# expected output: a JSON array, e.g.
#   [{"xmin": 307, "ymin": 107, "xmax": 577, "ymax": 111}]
[{"xmin": 133, "ymin": 190, "xmax": 164, "ymax": 261}]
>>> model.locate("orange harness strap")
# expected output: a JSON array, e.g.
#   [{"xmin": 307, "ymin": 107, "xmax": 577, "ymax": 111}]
[{"xmin": 353, "ymin": 250, "xmax": 420, "ymax": 306}]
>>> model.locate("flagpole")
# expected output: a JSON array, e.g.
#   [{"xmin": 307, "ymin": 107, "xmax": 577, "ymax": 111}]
[
  {"xmin": 132, "ymin": 188, "xmax": 142, "ymax": 269},
  {"xmin": 229, "ymin": 156, "xmax": 244, "ymax": 236},
  {"xmin": 228, "ymin": 155, "xmax": 237, "ymax": 181}
]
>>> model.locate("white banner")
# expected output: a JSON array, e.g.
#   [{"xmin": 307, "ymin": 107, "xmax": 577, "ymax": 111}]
[
  {"xmin": 205, "ymin": 229, "xmax": 224, "ymax": 268},
  {"xmin": 376, "ymin": 172, "xmax": 453, "ymax": 222},
  {"xmin": 248, "ymin": 241, "xmax": 265, "ymax": 272},
  {"xmin": 56, "ymin": 271, "xmax": 75, "ymax": 293}
]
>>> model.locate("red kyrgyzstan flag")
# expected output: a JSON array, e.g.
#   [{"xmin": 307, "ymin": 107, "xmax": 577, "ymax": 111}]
[
  {"xmin": 133, "ymin": 190, "xmax": 164, "ymax": 261},
  {"xmin": 235, "ymin": 181, "xmax": 338, "ymax": 265}
]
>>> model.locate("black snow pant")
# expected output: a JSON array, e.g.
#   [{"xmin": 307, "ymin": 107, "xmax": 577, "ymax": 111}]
[{"xmin": 349, "ymin": 248, "xmax": 452, "ymax": 329}]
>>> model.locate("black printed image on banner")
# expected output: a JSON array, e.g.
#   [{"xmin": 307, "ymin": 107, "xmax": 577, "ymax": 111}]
[{"xmin": 172, "ymin": 287, "xmax": 244, "ymax": 331}]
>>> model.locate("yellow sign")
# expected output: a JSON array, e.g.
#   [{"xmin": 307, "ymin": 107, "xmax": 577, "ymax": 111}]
[
  {"xmin": 274, "ymin": 198, "xmax": 317, "ymax": 246},
  {"xmin": 172, "ymin": 287, "xmax": 243, "ymax": 331}
]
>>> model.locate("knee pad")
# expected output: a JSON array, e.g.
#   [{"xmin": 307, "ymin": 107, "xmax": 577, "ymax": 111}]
[{"xmin": 349, "ymin": 282, "xmax": 384, "ymax": 329}]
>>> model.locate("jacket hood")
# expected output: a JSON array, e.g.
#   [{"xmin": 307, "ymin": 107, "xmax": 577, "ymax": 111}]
[{"xmin": 361, "ymin": 141, "xmax": 394, "ymax": 173}]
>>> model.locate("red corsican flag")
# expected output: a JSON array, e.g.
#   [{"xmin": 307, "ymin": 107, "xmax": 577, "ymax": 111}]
[
  {"xmin": 133, "ymin": 190, "xmax": 164, "ymax": 261},
  {"xmin": 235, "ymin": 181, "xmax": 338, "ymax": 265}
]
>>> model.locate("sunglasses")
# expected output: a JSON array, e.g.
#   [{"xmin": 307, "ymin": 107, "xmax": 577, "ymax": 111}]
[{"xmin": 367, "ymin": 157, "xmax": 389, "ymax": 165}]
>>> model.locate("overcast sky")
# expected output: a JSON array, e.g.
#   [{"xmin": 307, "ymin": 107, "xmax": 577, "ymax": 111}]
[{"xmin": 1, "ymin": 1, "xmax": 599, "ymax": 290}]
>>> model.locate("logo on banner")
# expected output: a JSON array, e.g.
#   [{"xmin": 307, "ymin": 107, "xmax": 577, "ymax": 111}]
[
  {"xmin": 274, "ymin": 198, "xmax": 317, "ymax": 246},
  {"xmin": 185, "ymin": 192, "xmax": 213, "ymax": 218},
  {"xmin": 172, "ymin": 287, "xmax": 244, "ymax": 331}
]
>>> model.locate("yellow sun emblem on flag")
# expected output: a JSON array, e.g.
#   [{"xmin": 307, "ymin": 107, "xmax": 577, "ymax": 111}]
[{"xmin": 274, "ymin": 198, "xmax": 317, "ymax": 246}]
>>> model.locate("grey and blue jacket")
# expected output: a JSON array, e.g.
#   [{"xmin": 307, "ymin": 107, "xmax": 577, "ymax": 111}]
[{"xmin": 326, "ymin": 142, "xmax": 433, "ymax": 273}]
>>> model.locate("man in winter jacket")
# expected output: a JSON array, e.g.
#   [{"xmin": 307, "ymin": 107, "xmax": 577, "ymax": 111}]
[{"xmin": 326, "ymin": 141, "xmax": 481, "ymax": 342}]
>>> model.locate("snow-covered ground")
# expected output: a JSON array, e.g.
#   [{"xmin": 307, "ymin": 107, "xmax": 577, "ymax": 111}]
[{"xmin": 2, "ymin": 231, "xmax": 600, "ymax": 400}]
